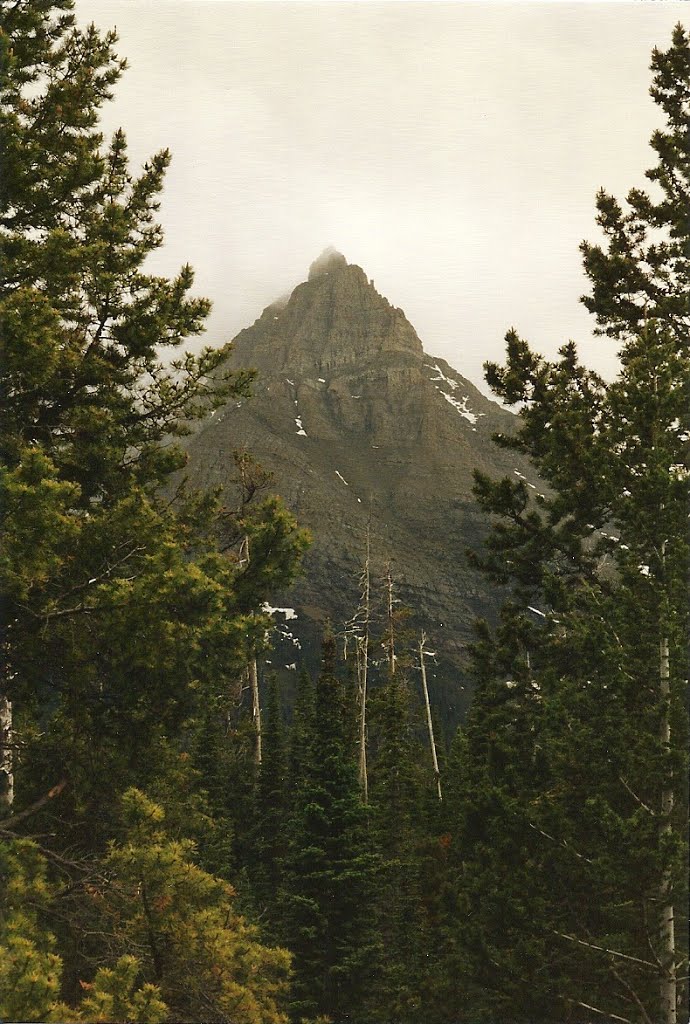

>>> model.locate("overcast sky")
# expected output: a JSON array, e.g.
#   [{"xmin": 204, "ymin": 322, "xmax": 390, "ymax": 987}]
[{"xmin": 75, "ymin": 0, "xmax": 685, "ymax": 395}]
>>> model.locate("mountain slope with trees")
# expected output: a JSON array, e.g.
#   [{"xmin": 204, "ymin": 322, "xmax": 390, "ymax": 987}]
[{"xmin": 182, "ymin": 248, "xmax": 536, "ymax": 727}]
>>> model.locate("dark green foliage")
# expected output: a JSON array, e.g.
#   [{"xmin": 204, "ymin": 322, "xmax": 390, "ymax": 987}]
[
  {"xmin": 281, "ymin": 632, "xmax": 381, "ymax": 1023},
  {"xmin": 580, "ymin": 24, "xmax": 690, "ymax": 344},
  {"xmin": 0, "ymin": 0, "xmax": 308, "ymax": 821},
  {"xmin": 0, "ymin": 2, "xmax": 306, "ymax": 1018},
  {"xmin": 253, "ymin": 676, "xmax": 289, "ymax": 939},
  {"xmin": 367, "ymin": 674, "xmax": 438, "ymax": 1023},
  {"xmin": 288, "ymin": 667, "xmax": 316, "ymax": 796}
]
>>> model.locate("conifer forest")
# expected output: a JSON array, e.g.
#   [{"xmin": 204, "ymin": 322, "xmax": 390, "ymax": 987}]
[{"xmin": 0, "ymin": 3, "xmax": 688, "ymax": 1022}]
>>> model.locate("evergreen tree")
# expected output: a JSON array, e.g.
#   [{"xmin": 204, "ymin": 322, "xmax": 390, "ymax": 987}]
[
  {"xmin": 281, "ymin": 632, "xmax": 380, "ymax": 1023},
  {"xmin": 0, "ymin": 837, "xmax": 168, "ymax": 1023},
  {"xmin": 367, "ymin": 673, "xmax": 432, "ymax": 1023},
  {"xmin": 0, "ymin": 0, "xmax": 307, "ymax": 832},
  {"xmin": 0, "ymin": 2, "xmax": 307, "ymax": 1017},
  {"xmin": 580, "ymin": 24, "xmax": 690, "ymax": 344},
  {"xmin": 288, "ymin": 667, "xmax": 315, "ymax": 798},
  {"xmin": 80, "ymin": 789, "xmax": 291, "ymax": 1024},
  {"xmin": 253, "ymin": 675, "xmax": 289, "ymax": 940},
  {"xmin": 452, "ymin": 27, "xmax": 689, "ymax": 1024}
]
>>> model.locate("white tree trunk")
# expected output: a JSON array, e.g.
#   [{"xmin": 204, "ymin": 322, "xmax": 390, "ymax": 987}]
[
  {"xmin": 419, "ymin": 635, "xmax": 442, "ymax": 801},
  {"xmin": 0, "ymin": 694, "xmax": 13, "ymax": 810},
  {"xmin": 658, "ymin": 633, "xmax": 676, "ymax": 1024}
]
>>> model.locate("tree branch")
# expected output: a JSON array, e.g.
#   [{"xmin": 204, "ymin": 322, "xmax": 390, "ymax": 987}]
[
  {"xmin": 618, "ymin": 775, "xmax": 656, "ymax": 816},
  {"xmin": 570, "ymin": 999, "xmax": 631, "ymax": 1023},
  {"xmin": 554, "ymin": 931, "xmax": 658, "ymax": 970},
  {"xmin": 528, "ymin": 821, "xmax": 593, "ymax": 863},
  {"xmin": 608, "ymin": 960, "xmax": 655, "ymax": 1024},
  {"xmin": 0, "ymin": 778, "xmax": 67, "ymax": 828}
]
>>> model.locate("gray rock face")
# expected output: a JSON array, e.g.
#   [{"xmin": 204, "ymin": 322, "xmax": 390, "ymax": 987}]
[
  {"xmin": 184, "ymin": 253, "xmax": 536, "ymax": 726},
  {"xmin": 236, "ymin": 258, "xmax": 422, "ymax": 379}
]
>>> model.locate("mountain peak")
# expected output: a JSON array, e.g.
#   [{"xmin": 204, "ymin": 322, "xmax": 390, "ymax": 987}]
[
  {"xmin": 308, "ymin": 247, "xmax": 348, "ymax": 281},
  {"xmin": 231, "ymin": 248, "xmax": 422, "ymax": 376}
]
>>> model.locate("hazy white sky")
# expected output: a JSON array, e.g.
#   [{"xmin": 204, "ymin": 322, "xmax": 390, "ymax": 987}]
[{"xmin": 76, "ymin": 0, "xmax": 685, "ymax": 394}]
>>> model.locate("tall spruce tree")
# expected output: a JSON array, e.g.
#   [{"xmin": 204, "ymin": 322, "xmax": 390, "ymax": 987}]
[
  {"xmin": 367, "ymin": 673, "xmax": 435, "ymax": 1023},
  {"xmin": 281, "ymin": 631, "xmax": 381, "ymax": 1023},
  {"xmin": 0, "ymin": 0, "xmax": 307, "ymax": 831},
  {"xmin": 451, "ymin": 26, "xmax": 689, "ymax": 1024},
  {"xmin": 253, "ymin": 675, "xmax": 289, "ymax": 941}
]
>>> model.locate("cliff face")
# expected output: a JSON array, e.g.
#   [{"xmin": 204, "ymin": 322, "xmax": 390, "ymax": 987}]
[{"xmin": 184, "ymin": 251, "xmax": 536, "ymax": 725}]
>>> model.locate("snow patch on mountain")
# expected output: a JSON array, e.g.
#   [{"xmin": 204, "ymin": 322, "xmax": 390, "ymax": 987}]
[{"xmin": 426, "ymin": 362, "xmax": 484, "ymax": 426}]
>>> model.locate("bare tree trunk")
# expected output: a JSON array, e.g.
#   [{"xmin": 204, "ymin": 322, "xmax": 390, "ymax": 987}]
[
  {"xmin": 241, "ymin": 529, "xmax": 262, "ymax": 767},
  {"xmin": 385, "ymin": 562, "xmax": 396, "ymax": 676},
  {"xmin": 357, "ymin": 528, "xmax": 371, "ymax": 803},
  {"xmin": 356, "ymin": 638, "xmax": 368, "ymax": 805},
  {"xmin": 419, "ymin": 634, "xmax": 442, "ymax": 801},
  {"xmin": 249, "ymin": 657, "xmax": 262, "ymax": 768},
  {"xmin": 658, "ymin": 632, "xmax": 676, "ymax": 1024},
  {"xmin": 0, "ymin": 694, "xmax": 13, "ymax": 811}
]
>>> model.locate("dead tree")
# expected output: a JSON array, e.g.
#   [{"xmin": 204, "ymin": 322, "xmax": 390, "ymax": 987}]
[
  {"xmin": 344, "ymin": 525, "xmax": 372, "ymax": 803},
  {"xmin": 418, "ymin": 633, "xmax": 442, "ymax": 801},
  {"xmin": 384, "ymin": 561, "xmax": 396, "ymax": 677}
]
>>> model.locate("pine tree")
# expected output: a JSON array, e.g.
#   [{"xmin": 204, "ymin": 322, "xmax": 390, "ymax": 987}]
[
  {"xmin": 80, "ymin": 789, "xmax": 291, "ymax": 1024},
  {"xmin": 0, "ymin": 3, "xmax": 308, "ymax": 1017},
  {"xmin": 367, "ymin": 672, "xmax": 432, "ymax": 1023},
  {"xmin": 288, "ymin": 667, "xmax": 315, "ymax": 797},
  {"xmin": 0, "ymin": 837, "xmax": 168, "ymax": 1023},
  {"xmin": 0, "ymin": 0, "xmax": 307, "ymax": 831},
  {"xmin": 253, "ymin": 675, "xmax": 289, "ymax": 940},
  {"xmin": 580, "ymin": 24, "xmax": 690, "ymax": 344},
  {"xmin": 281, "ymin": 631, "xmax": 380, "ymax": 1023},
  {"xmin": 451, "ymin": 27, "xmax": 689, "ymax": 1024}
]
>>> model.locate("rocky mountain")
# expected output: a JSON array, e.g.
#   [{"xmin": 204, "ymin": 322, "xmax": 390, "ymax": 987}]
[{"xmin": 184, "ymin": 249, "xmax": 539, "ymax": 727}]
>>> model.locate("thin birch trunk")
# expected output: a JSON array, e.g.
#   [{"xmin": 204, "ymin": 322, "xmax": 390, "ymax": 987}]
[
  {"xmin": 0, "ymin": 694, "xmax": 13, "ymax": 810},
  {"xmin": 658, "ymin": 632, "xmax": 676, "ymax": 1024},
  {"xmin": 419, "ymin": 633, "xmax": 442, "ymax": 801}
]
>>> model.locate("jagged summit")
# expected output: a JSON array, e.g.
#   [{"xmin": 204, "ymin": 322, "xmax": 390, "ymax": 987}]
[
  {"xmin": 232, "ymin": 250, "xmax": 422, "ymax": 378},
  {"xmin": 185, "ymin": 257, "xmax": 535, "ymax": 726},
  {"xmin": 308, "ymin": 247, "xmax": 348, "ymax": 280}
]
